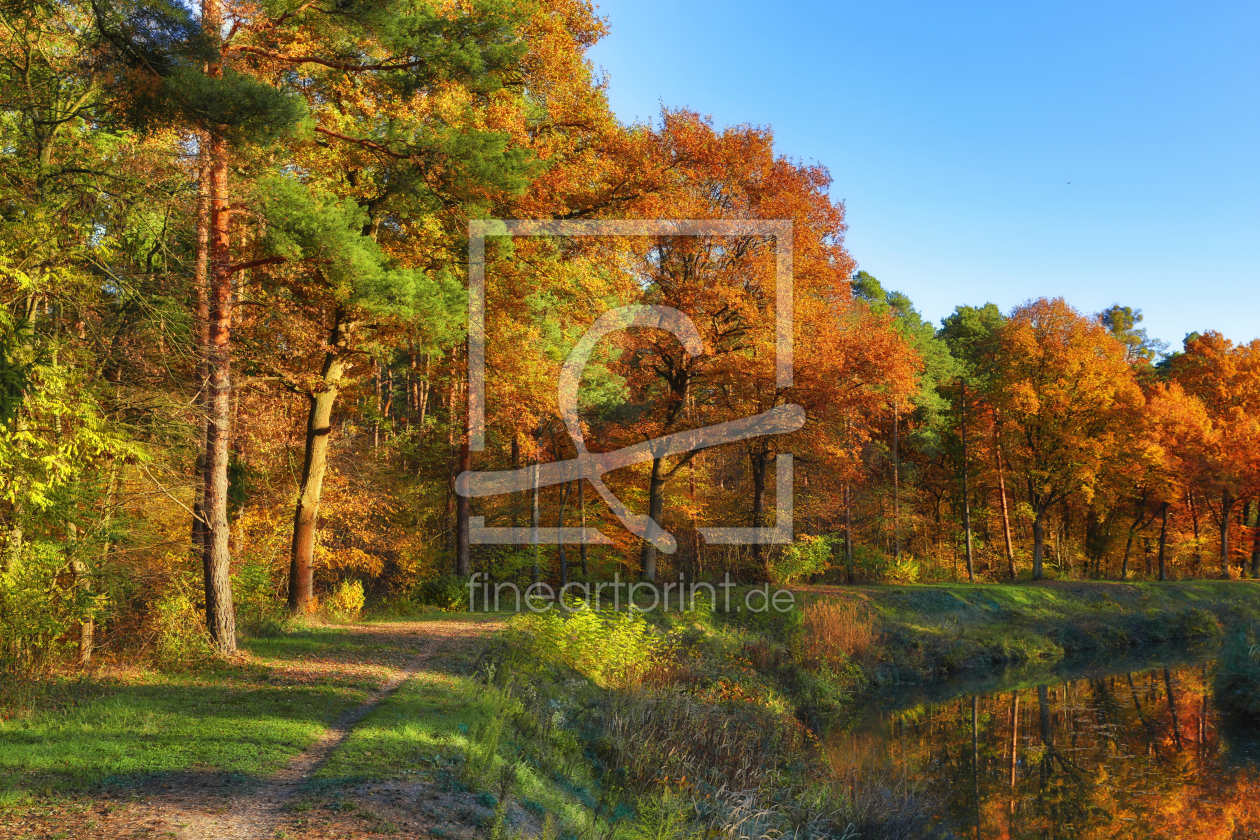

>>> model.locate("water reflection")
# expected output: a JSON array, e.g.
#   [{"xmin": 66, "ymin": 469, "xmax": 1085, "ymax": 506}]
[{"xmin": 831, "ymin": 657, "xmax": 1260, "ymax": 839}]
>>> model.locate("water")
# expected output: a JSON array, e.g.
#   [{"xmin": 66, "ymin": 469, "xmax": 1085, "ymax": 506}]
[{"xmin": 830, "ymin": 645, "xmax": 1260, "ymax": 839}]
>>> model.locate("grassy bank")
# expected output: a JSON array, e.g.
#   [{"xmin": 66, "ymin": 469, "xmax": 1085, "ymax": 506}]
[{"xmin": 801, "ymin": 580, "xmax": 1260, "ymax": 683}]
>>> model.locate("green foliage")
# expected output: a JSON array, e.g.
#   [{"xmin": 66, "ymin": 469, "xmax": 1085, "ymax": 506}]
[
  {"xmin": 770, "ymin": 535, "xmax": 835, "ymax": 585},
  {"xmin": 507, "ymin": 604, "xmax": 662, "ymax": 686},
  {"xmin": 150, "ymin": 588, "xmax": 213, "ymax": 664},
  {"xmin": 232, "ymin": 554, "xmax": 281, "ymax": 635},
  {"xmin": 325, "ymin": 580, "xmax": 366, "ymax": 623},
  {"xmin": 0, "ymin": 541, "xmax": 94, "ymax": 672},
  {"xmin": 414, "ymin": 575, "xmax": 469, "ymax": 612}
]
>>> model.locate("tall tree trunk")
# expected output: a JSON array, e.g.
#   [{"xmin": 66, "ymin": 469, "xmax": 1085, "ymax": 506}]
[
  {"xmin": 201, "ymin": 92, "xmax": 237, "ymax": 654},
  {"xmin": 578, "ymin": 477, "xmax": 588, "ymax": 578},
  {"xmin": 191, "ymin": 142, "xmax": 211, "ymax": 562},
  {"xmin": 961, "ymin": 383, "xmax": 973, "ymax": 583},
  {"xmin": 557, "ymin": 480, "xmax": 571, "ymax": 586},
  {"xmin": 1188, "ymin": 491, "xmax": 1201, "ymax": 575},
  {"xmin": 844, "ymin": 480, "xmax": 854, "ymax": 583},
  {"xmin": 1220, "ymin": 490, "xmax": 1235, "ymax": 579},
  {"xmin": 995, "ymin": 427, "xmax": 1015, "ymax": 579},
  {"xmin": 1157, "ymin": 502, "xmax": 1169, "ymax": 582},
  {"xmin": 638, "ymin": 456, "xmax": 666, "ymax": 583},
  {"xmin": 530, "ymin": 458, "xmax": 541, "ymax": 583},
  {"xmin": 1251, "ymin": 502, "xmax": 1260, "ymax": 580},
  {"xmin": 454, "ymin": 434, "xmax": 471, "ymax": 577},
  {"xmin": 892, "ymin": 401, "xmax": 900, "ymax": 559},
  {"xmin": 1032, "ymin": 508, "xmax": 1046, "ymax": 580},
  {"xmin": 750, "ymin": 447, "xmax": 768, "ymax": 578},
  {"xmin": 288, "ymin": 316, "xmax": 354, "ymax": 614}
]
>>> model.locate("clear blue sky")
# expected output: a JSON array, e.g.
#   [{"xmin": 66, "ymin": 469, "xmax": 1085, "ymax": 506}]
[{"xmin": 585, "ymin": 0, "xmax": 1260, "ymax": 350}]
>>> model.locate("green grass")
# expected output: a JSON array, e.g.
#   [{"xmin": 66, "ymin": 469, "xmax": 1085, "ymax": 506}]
[{"xmin": 0, "ymin": 624, "xmax": 418, "ymax": 802}]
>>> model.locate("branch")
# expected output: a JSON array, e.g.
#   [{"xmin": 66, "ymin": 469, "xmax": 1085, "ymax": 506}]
[
  {"xmin": 313, "ymin": 126, "xmax": 409, "ymax": 159},
  {"xmin": 228, "ymin": 44, "xmax": 431, "ymax": 74},
  {"xmin": 224, "ymin": 256, "xmax": 287, "ymax": 274},
  {"xmin": 137, "ymin": 462, "xmax": 206, "ymax": 526}
]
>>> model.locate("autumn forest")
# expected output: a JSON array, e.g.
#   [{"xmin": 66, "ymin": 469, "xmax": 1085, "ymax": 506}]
[{"xmin": 2, "ymin": 0, "xmax": 1259, "ymax": 837}]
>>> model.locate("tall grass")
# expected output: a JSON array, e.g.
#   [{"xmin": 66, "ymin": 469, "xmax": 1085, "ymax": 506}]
[{"xmin": 800, "ymin": 599, "xmax": 882, "ymax": 670}]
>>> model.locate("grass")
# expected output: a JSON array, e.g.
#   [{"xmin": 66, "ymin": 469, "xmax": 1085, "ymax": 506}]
[{"xmin": 0, "ymin": 623, "xmax": 420, "ymax": 803}]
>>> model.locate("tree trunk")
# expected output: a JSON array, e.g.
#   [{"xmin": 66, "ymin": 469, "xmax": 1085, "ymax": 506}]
[
  {"xmin": 191, "ymin": 142, "xmax": 211, "ymax": 562},
  {"xmin": 557, "ymin": 480, "xmax": 571, "ymax": 586},
  {"xmin": 201, "ymin": 110, "xmax": 236, "ymax": 654},
  {"xmin": 995, "ymin": 428, "xmax": 1015, "ymax": 579},
  {"xmin": 844, "ymin": 480, "xmax": 854, "ymax": 583},
  {"xmin": 638, "ymin": 456, "xmax": 666, "ymax": 583},
  {"xmin": 454, "ymin": 433, "xmax": 471, "ymax": 577},
  {"xmin": 578, "ymin": 477, "xmax": 588, "ymax": 578},
  {"xmin": 1220, "ymin": 490, "xmax": 1235, "ymax": 579},
  {"xmin": 892, "ymin": 401, "xmax": 900, "ymax": 559},
  {"xmin": 530, "ymin": 459, "xmax": 541, "ymax": 583},
  {"xmin": 1252, "ymin": 502, "xmax": 1260, "ymax": 580},
  {"xmin": 961, "ymin": 383, "xmax": 973, "ymax": 583},
  {"xmin": 1032, "ymin": 509, "xmax": 1046, "ymax": 580},
  {"xmin": 750, "ymin": 447, "xmax": 768, "ymax": 578},
  {"xmin": 1157, "ymin": 502, "xmax": 1169, "ymax": 582},
  {"xmin": 1188, "ymin": 491, "xmax": 1201, "ymax": 575},
  {"xmin": 287, "ymin": 318, "xmax": 353, "ymax": 614}
]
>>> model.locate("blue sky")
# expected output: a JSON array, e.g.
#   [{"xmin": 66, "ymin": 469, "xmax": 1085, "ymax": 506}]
[{"xmin": 585, "ymin": 0, "xmax": 1260, "ymax": 350}]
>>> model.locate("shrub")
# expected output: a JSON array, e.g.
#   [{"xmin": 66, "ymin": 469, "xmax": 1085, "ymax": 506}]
[
  {"xmin": 233, "ymin": 554, "xmax": 282, "ymax": 634},
  {"xmin": 324, "ymin": 580, "xmax": 366, "ymax": 623},
  {"xmin": 414, "ymin": 575, "xmax": 468, "ymax": 612},
  {"xmin": 769, "ymin": 535, "xmax": 834, "ymax": 585},
  {"xmin": 151, "ymin": 589, "xmax": 213, "ymax": 664},
  {"xmin": 507, "ymin": 604, "xmax": 662, "ymax": 687},
  {"xmin": 0, "ymin": 540, "xmax": 94, "ymax": 673}
]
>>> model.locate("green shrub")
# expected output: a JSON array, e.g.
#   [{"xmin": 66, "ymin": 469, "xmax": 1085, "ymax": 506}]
[
  {"xmin": 151, "ymin": 589, "xmax": 213, "ymax": 664},
  {"xmin": 0, "ymin": 540, "xmax": 96, "ymax": 672},
  {"xmin": 507, "ymin": 603, "xmax": 662, "ymax": 687},
  {"xmin": 325, "ymin": 580, "xmax": 366, "ymax": 623},
  {"xmin": 233, "ymin": 554, "xmax": 281, "ymax": 634},
  {"xmin": 769, "ymin": 535, "xmax": 835, "ymax": 585},
  {"xmin": 414, "ymin": 575, "xmax": 468, "ymax": 612}
]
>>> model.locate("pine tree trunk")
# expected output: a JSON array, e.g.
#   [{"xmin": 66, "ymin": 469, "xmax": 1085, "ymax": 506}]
[
  {"xmin": 288, "ymin": 318, "xmax": 353, "ymax": 614},
  {"xmin": 1251, "ymin": 503, "xmax": 1260, "ymax": 579},
  {"xmin": 455, "ymin": 433, "xmax": 471, "ymax": 577},
  {"xmin": 892, "ymin": 401, "xmax": 900, "ymax": 559},
  {"xmin": 844, "ymin": 480, "xmax": 854, "ymax": 583},
  {"xmin": 202, "ymin": 117, "xmax": 236, "ymax": 654},
  {"xmin": 557, "ymin": 480, "xmax": 570, "ymax": 586},
  {"xmin": 578, "ymin": 477, "xmax": 588, "ymax": 578},
  {"xmin": 191, "ymin": 142, "xmax": 211, "ymax": 562}
]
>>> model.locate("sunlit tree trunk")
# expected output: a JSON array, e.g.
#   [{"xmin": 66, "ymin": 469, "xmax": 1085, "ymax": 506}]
[
  {"xmin": 1157, "ymin": 502, "xmax": 1170, "ymax": 582},
  {"xmin": 288, "ymin": 315, "xmax": 354, "ymax": 613}
]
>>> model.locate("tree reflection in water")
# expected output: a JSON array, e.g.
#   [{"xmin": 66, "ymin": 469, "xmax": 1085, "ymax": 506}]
[{"xmin": 830, "ymin": 661, "xmax": 1260, "ymax": 839}]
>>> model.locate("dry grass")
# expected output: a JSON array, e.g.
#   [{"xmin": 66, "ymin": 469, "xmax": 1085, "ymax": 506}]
[{"xmin": 800, "ymin": 599, "xmax": 882, "ymax": 669}]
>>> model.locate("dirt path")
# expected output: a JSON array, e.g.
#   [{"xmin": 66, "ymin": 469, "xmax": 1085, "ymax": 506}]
[
  {"xmin": 1, "ymin": 617, "xmax": 497, "ymax": 840},
  {"xmin": 173, "ymin": 618, "xmax": 493, "ymax": 840}
]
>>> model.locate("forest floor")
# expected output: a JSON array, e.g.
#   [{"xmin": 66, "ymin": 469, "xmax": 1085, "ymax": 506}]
[{"xmin": 0, "ymin": 615, "xmax": 506, "ymax": 840}]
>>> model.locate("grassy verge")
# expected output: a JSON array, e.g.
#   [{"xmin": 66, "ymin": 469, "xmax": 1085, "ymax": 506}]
[{"xmin": 0, "ymin": 622, "xmax": 420, "ymax": 804}]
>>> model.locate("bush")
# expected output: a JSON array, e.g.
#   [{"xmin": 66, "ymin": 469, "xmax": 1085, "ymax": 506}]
[
  {"xmin": 0, "ymin": 540, "xmax": 96, "ymax": 673},
  {"xmin": 769, "ymin": 535, "xmax": 835, "ymax": 585},
  {"xmin": 324, "ymin": 579, "xmax": 366, "ymax": 623},
  {"xmin": 414, "ymin": 575, "xmax": 468, "ymax": 611},
  {"xmin": 507, "ymin": 603, "xmax": 662, "ymax": 687},
  {"xmin": 233, "ymin": 554, "xmax": 282, "ymax": 634},
  {"xmin": 151, "ymin": 589, "xmax": 213, "ymax": 664}
]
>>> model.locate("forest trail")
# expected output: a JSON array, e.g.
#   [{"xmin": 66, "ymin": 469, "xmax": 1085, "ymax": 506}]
[{"xmin": 168, "ymin": 617, "xmax": 496, "ymax": 840}]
